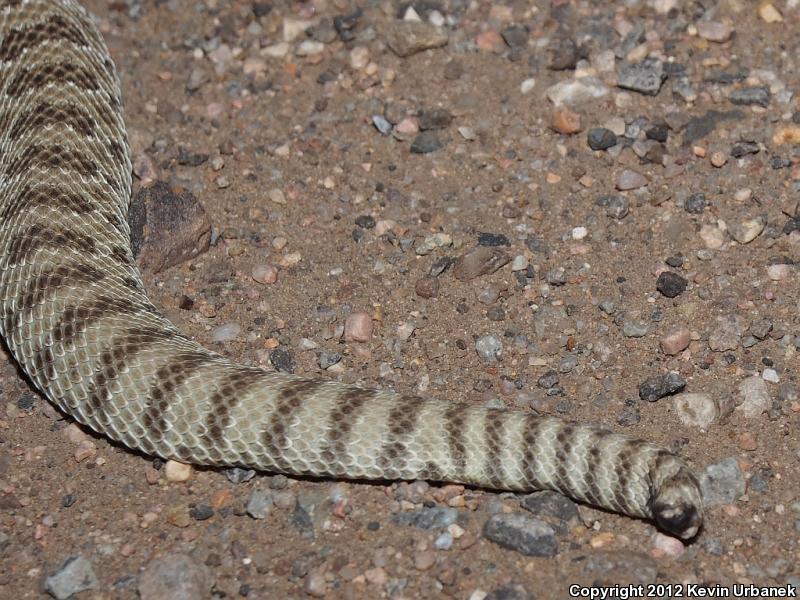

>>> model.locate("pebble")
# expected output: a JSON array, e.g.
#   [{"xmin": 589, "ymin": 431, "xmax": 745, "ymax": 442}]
[
  {"xmin": 617, "ymin": 58, "xmax": 666, "ymax": 95},
  {"xmin": 700, "ymin": 458, "xmax": 746, "ymax": 506},
  {"xmin": 545, "ymin": 77, "xmax": 609, "ymax": 106},
  {"xmin": 729, "ymin": 215, "xmax": 766, "ymax": 244},
  {"xmin": 595, "ymin": 194, "xmax": 629, "ymax": 219},
  {"xmin": 413, "ymin": 549, "xmax": 436, "ymax": 570},
  {"xmin": 435, "ymin": 531, "xmax": 454, "ymax": 550},
  {"xmin": 391, "ymin": 506, "xmax": 458, "ymax": 529},
  {"xmin": 164, "ymin": 460, "xmax": 192, "ymax": 483},
  {"xmin": 758, "ymin": 2, "xmax": 784, "ymax": 22},
  {"xmin": 684, "ymin": 193, "xmax": 706, "ymax": 214},
  {"xmin": 520, "ymin": 78, "xmax": 536, "ymax": 94},
  {"xmin": 709, "ymin": 318, "xmax": 741, "ymax": 352},
  {"xmin": 453, "ymin": 246, "xmax": 510, "ymax": 281},
  {"xmin": 766, "ymin": 263, "xmax": 791, "ymax": 281},
  {"xmin": 571, "ymin": 226, "xmax": 588, "ymax": 240},
  {"xmin": 246, "ymin": 490, "xmax": 273, "ymax": 519},
  {"xmin": 660, "ymin": 327, "xmax": 691, "ymax": 355},
  {"xmin": 475, "ymin": 30, "xmax": 506, "ymax": 53},
  {"xmin": 674, "ymin": 393, "xmax": 718, "ymax": 428},
  {"xmin": 699, "ymin": 224, "xmax": 725, "ymax": 249},
  {"xmin": 251, "ymin": 264, "xmax": 278, "ymax": 285},
  {"xmin": 139, "ymin": 553, "xmax": 214, "ymax": 600},
  {"xmin": 344, "ymin": 313, "xmax": 372, "ymax": 342},
  {"xmin": 415, "ymin": 276, "xmax": 440, "ymax": 298},
  {"xmin": 638, "ymin": 372, "xmax": 686, "ymax": 402},
  {"xmin": 486, "ymin": 584, "xmax": 532, "ymax": 600},
  {"xmin": 656, "ymin": 271, "xmax": 688, "ymax": 298},
  {"xmin": 587, "ymin": 128, "xmax": 617, "ymax": 150},
  {"xmin": 616, "ymin": 169, "xmax": 647, "ymax": 190},
  {"xmin": 521, "ymin": 490, "xmax": 578, "ymax": 522},
  {"xmin": 729, "ymin": 86, "xmax": 770, "ymax": 107},
  {"xmin": 710, "ymin": 151, "xmax": 728, "ymax": 167},
  {"xmin": 476, "ymin": 335, "xmax": 503, "ymax": 362},
  {"xmin": 696, "ymin": 21, "xmax": 732, "ymax": 42},
  {"xmin": 372, "ymin": 115, "xmax": 392, "ymax": 135},
  {"xmin": 622, "ymin": 321, "xmax": 649, "ymax": 338},
  {"xmin": 482, "ymin": 513, "xmax": 557, "ymax": 557},
  {"xmin": 44, "ymin": 556, "xmax": 98, "ymax": 600},
  {"xmin": 410, "ymin": 131, "xmax": 442, "ymax": 154},
  {"xmin": 737, "ymin": 375, "xmax": 771, "ymax": 418},
  {"xmin": 652, "ymin": 533, "xmax": 685, "ymax": 557},
  {"xmin": 386, "ymin": 21, "xmax": 448, "ymax": 57},
  {"xmin": 212, "ymin": 323, "xmax": 241, "ymax": 342},
  {"xmin": 551, "ymin": 106, "xmax": 582, "ymax": 134}
]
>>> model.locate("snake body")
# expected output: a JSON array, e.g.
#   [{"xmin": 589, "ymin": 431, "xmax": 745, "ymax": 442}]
[{"xmin": 0, "ymin": 0, "xmax": 703, "ymax": 538}]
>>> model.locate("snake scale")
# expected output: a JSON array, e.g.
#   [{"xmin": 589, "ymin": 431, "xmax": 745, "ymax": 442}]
[{"xmin": 0, "ymin": 0, "xmax": 703, "ymax": 539}]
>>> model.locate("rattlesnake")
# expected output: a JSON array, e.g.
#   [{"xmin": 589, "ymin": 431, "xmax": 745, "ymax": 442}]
[{"xmin": 0, "ymin": 0, "xmax": 703, "ymax": 539}]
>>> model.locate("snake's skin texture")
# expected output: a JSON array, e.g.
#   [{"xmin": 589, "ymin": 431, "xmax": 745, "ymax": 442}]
[{"xmin": 0, "ymin": 0, "xmax": 703, "ymax": 538}]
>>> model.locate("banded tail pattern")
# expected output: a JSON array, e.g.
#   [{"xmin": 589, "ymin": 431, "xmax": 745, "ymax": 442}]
[{"xmin": 0, "ymin": 0, "xmax": 703, "ymax": 538}]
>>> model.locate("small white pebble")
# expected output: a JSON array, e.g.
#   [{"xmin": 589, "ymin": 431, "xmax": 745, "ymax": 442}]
[
  {"xmin": 571, "ymin": 226, "xmax": 588, "ymax": 240},
  {"xmin": 164, "ymin": 460, "xmax": 192, "ymax": 483},
  {"xmin": 762, "ymin": 368, "xmax": 780, "ymax": 383},
  {"xmin": 520, "ymin": 78, "xmax": 536, "ymax": 94}
]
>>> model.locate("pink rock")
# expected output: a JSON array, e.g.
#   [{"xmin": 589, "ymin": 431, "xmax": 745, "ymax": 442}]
[
  {"xmin": 615, "ymin": 169, "xmax": 647, "ymax": 190},
  {"xmin": 251, "ymin": 264, "xmax": 278, "ymax": 284},
  {"xmin": 475, "ymin": 30, "xmax": 506, "ymax": 53},
  {"xmin": 660, "ymin": 327, "xmax": 691, "ymax": 355},
  {"xmin": 345, "ymin": 313, "xmax": 373, "ymax": 342}
]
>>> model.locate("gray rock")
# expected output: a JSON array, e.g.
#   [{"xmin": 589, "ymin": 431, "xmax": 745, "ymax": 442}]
[
  {"xmin": 582, "ymin": 550, "xmax": 657, "ymax": 585},
  {"xmin": 319, "ymin": 350, "xmax": 343, "ymax": 369},
  {"xmin": 622, "ymin": 320, "xmax": 650, "ymax": 338},
  {"xmin": 684, "ymin": 192, "xmax": 706, "ymax": 214},
  {"xmin": 225, "ymin": 467, "xmax": 256, "ymax": 484},
  {"xmin": 483, "ymin": 513, "xmax": 557, "ymax": 556},
  {"xmin": 616, "ymin": 169, "xmax": 647, "ymax": 190},
  {"xmin": 709, "ymin": 317, "xmax": 741, "ymax": 351},
  {"xmin": 246, "ymin": 490, "xmax": 274, "ymax": 519},
  {"xmin": 139, "ymin": 553, "xmax": 214, "ymax": 600},
  {"xmin": 638, "ymin": 372, "xmax": 686, "ymax": 402},
  {"xmin": 372, "ymin": 115, "xmax": 392, "ymax": 135},
  {"xmin": 729, "ymin": 214, "xmax": 766, "ymax": 244},
  {"xmin": 476, "ymin": 335, "xmax": 503, "ymax": 362},
  {"xmin": 410, "ymin": 131, "xmax": 442, "ymax": 154},
  {"xmin": 521, "ymin": 490, "xmax": 578, "ymax": 522},
  {"xmin": 737, "ymin": 375, "xmax": 771, "ymax": 418},
  {"xmin": 729, "ymin": 86, "xmax": 770, "ymax": 107},
  {"xmin": 44, "ymin": 556, "xmax": 98, "ymax": 600},
  {"xmin": 392, "ymin": 506, "xmax": 458, "ymax": 529},
  {"xmin": 700, "ymin": 457, "xmax": 746, "ymax": 506},
  {"xmin": 617, "ymin": 58, "xmax": 666, "ymax": 95},
  {"xmin": 453, "ymin": 246, "xmax": 510, "ymax": 281}
]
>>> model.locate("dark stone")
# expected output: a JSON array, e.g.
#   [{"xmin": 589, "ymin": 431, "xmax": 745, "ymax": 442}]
[
  {"xmin": 783, "ymin": 216, "xmax": 800, "ymax": 235},
  {"xmin": 656, "ymin": 271, "xmax": 688, "ymax": 297},
  {"xmin": 548, "ymin": 37, "xmax": 580, "ymax": 70},
  {"xmin": 594, "ymin": 194, "xmax": 629, "ymax": 219},
  {"xmin": 418, "ymin": 108, "xmax": 453, "ymax": 131},
  {"xmin": 730, "ymin": 141, "xmax": 760, "ymax": 158},
  {"xmin": 355, "ymin": 215, "xmax": 375, "ymax": 229},
  {"xmin": 189, "ymin": 504, "xmax": 214, "ymax": 521},
  {"xmin": 683, "ymin": 110, "xmax": 742, "ymax": 143},
  {"xmin": 176, "ymin": 146, "xmax": 209, "ymax": 167},
  {"xmin": 333, "ymin": 7, "xmax": 362, "ymax": 42},
  {"xmin": 684, "ymin": 192, "xmax": 706, "ymax": 214},
  {"xmin": 729, "ymin": 86, "xmax": 770, "ymax": 107},
  {"xmin": 521, "ymin": 491, "xmax": 578, "ymax": 522},
  {"xmin": 483, "ymin": 513, "xmax": 557, "ymax": 557},
  {"xmin": 646, "ymin": 122, "xmax": 669, "ymax": 142},
  {"xmin": 501, "ymin": 25, "xmax": 529, "ymax": 48},
  {"xmin": 770, "ymin": 157, "xmax": 791, "ymax": 169},
  {"xmin": 617, "ymin": 404, "xmax": 641, "ymax": 426},
  {"xmin": 270, "ymin": 348, "xmax": 294, "ymax": 374},
  {"xmin": 587, "ymin": 128, "xmax": 617, "ymax": 150},
  {"xmin": 17, "ymin": 393, "xmax": 35, "ymax": 411},
  {"xmin": 486, "ymin": 584, "xmax": 534, "ymax": 600},
  {"xmin": 410, "ymin": 131, "xmax": 442, "ymax": 154},
  {"xmin": 537, "ymin": 370, "xmax": 559, "ymax": 389},
  {"xmin": 392, "ymin": 507, "xmax": 458, "ymax": 529},
  {"xmin": 486, "ymin": 306, "xmax": 506, "ymax": 321},
  {"xmin": 478, "ymin": 232, "xmax": 511, "ymax": 247},
  {"xmin": 638, "ymin": 371, "xmax": 686, "ymax": 402},
  {"xmin": 429, "ymin": 256, "xmax": 454, "ymax": 276}
]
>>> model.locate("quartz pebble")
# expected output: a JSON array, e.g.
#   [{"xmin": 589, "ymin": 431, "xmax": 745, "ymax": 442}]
[
  {"xmin": 164, "ymin": 460, "xmax": 192, "ymax": 482},
  {"xmin": 729, "ymin": 215, "xmax": 766, "ymax": 244},
  {"xmin": 660, "ymin": 328, "xmax": 691, "ymax": 355},
  {"xmin": 674, "ymin": 393, "xmax": 718, "ymax": 428},
  {"xmin": 616, "ymin": 169, "xmax": 647, "ymax": 190},
  {"xmin": 737, "ymin": 375, "xmax": 771, "ymax": 418}
]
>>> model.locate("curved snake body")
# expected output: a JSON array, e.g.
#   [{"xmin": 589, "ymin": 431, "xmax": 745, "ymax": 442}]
[{"xmin": 0, "ymin": 0, "xmax": 703, "ymax": 538}]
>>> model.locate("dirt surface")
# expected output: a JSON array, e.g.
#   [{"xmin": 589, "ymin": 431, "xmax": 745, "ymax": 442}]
[{"xmin": 2, "ymin": 0, "xmax": 800, "ymax": 598}]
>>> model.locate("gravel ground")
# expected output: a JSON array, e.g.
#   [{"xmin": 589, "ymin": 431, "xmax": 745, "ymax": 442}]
[{"xmin": 2, "ymin": 0, "xmax": 800, "ymax": 598}]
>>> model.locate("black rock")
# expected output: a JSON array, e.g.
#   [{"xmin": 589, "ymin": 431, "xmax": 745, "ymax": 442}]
[
  {"xmin": 521, "ymin": 491, "xmax": 578, "ymax": 522},
  {"xmin": 189, "ymin": 504, "xmax": 214, "ymax": 521},
  {"xmin": 501, "ymin": 25, "xmax": 529, "ymax": 48},
  {"xmin": 684, "ymin": 192, "xmax": 706, "ymax": 214},
  {"xmin": 638, "ymin": 371, "xmax": 686, "ymax": 402},
  {"xmin": 729, "ymin": 86, "xmax": 770, "ymax": 107},
  {"xmin": 730, "ymin": 141, "xmax": 760, "ymax": 158},
  {"xmin": 478, "ymin": 232, "xmax": 511, "ymax": 247},
  {"xmin": 656, "ymin": 271, "xmax": 688, "ymax": 297},
  {"xmin": 486, "ymin": 584, "xmax": 534, "ymax": 600},
  {"xmin": 355, "ymin": 215, "xmax": 375, "ymax": 229},
  {"xmin": 646, "ymin": 122, "xmax": 669, "ymax": 142},
  {"xmin": 770, "ymin": 157, "xmax": 791, "ymax": 169},
  {"xmin": 666, "ymin": 255, "xmax": 684, "ymax": 268},
  {"xmin": 270, "ymin": 348, "xmax": 294, "ymax": 374},
  {"xmin": 587, "ymin": 127, "xmax": 617, "ymax": 150},
  {"xmin": 410, "ymin": 131, "xmax": 442, "ymax": 154}
]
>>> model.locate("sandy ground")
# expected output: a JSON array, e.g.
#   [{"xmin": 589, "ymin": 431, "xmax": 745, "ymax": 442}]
[{"xmin": 2, "ymin": 0, "xmax": 800, "ymax": 598}]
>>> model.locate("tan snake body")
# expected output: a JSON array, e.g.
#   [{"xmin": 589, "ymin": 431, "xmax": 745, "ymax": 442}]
[{"xmin": 0, "ymin": 0, "xmax": 703, "ymax": 539}]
